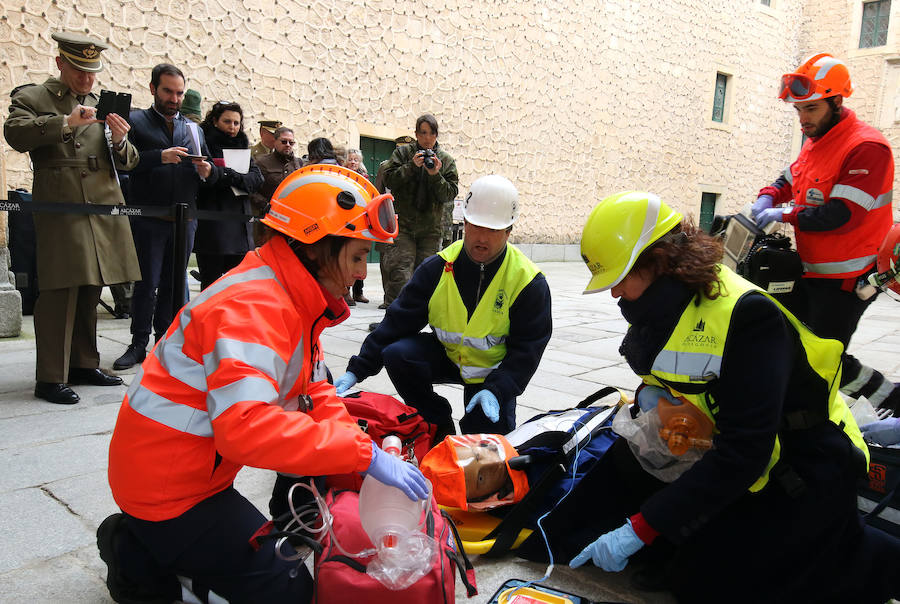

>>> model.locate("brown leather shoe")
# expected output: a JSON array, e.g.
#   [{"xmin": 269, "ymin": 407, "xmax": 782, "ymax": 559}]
[
  {"xmin": 35, "ymin": 382, "xmax": 80, "ymax": 404},
  {"xmin": 344, "ymin": 293, "xmax": 356, "ymax": 306},
  {"xmin": 353, "ymin": 294, "xmax": 369, "ymax": 303}
]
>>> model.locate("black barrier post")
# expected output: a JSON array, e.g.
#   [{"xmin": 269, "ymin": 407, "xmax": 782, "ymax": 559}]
[{"xmin": 173, "ymin": 203, "xmax": 189, "ymax": 315}]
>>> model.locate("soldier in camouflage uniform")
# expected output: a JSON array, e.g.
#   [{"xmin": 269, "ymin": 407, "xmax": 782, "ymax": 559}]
[{"xmin": 380, "ymin": 114, "xmax": 458, "ymax": 308}]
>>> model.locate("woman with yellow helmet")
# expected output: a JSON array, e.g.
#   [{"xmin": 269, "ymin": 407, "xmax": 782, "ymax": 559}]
[
  {"xmin": 98, "ymin": 165, "xmax": 428, "ymax": 603},
  {"xmin": 565, "ymin": 192, "xmax": 900, "ymax": 602}
]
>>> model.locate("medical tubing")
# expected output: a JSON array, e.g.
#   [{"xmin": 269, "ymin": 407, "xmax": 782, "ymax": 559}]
[
  {"xmin": 282, "ymin": 477, "xmax": 434, "ymax": 562},
  {"xmin": 522, "ymin": 417, "xmax": 616, "ymax": 590}
]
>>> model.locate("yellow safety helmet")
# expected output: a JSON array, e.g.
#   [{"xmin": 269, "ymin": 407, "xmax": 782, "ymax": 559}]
[{"xmin": 580, "ymin": 191, "xmax": 683, "ymax": 294}]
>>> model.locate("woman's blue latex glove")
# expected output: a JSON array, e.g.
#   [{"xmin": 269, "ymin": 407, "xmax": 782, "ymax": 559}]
[
  {"xmin": 751, "ymin": 194, "xmax": 774, "ymax": 220},
  {"xmin": 860, "ymin": 418, "xmax": 900, "ymax": 446},
  {"xmin": 755, "ymin": 207, "xmax": 786, "ymax": 229},
  {"xmin": 636, "ymin": 385, "xmax": 679, "ymax": 412},
  {"xmin": 364, "ymin": 444, "xmax": 429, "ymax": 501},
  {"xmin": 465, "ymin": 389, "xmax": 500, "ymax": 423},
  {"xmin": 334, "ymin": 371, "xmax": 358, "ymax": 395},
  {"xmin": 569, "ymin": 519, "xmax": 645, "ymax": 571}
]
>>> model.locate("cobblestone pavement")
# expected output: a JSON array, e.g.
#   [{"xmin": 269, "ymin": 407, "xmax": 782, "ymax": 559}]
[{"xmin": 1, "ymin": 262, "xmax": 897, "ymax": 603}]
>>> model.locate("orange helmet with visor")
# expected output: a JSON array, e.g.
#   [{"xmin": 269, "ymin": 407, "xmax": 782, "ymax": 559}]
[
  {"xmin": 261, "ymin": 164, "xmax": 398, "ymax": 244},
  {"xmin": 779, "ymin": 53, "xmax": 853, "ymax": 103}
]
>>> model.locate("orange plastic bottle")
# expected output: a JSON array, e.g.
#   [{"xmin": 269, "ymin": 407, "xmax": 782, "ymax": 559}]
[{"xmin": 657, "ymin": 398, "xmax": 714, "ymax": 456}]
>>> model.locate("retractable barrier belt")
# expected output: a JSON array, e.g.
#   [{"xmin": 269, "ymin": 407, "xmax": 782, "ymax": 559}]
[{"xmin": 0, "ymin": 199, "xmax": 254, "ymax": 222}]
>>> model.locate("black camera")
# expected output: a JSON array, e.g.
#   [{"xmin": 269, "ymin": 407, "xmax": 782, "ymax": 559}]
[{"xmin": 422, "ymin": 148, "xmax": 436, "ymax": 170}]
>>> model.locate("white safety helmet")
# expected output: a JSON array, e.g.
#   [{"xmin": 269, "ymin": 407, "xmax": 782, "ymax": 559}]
[{"xmin": 463, "ymin": 175, "xmax": 519, "ymax": 230}]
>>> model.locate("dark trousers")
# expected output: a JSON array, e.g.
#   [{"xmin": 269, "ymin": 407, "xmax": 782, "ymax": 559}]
[
  {"xmin": 774, "ymin": 277, "xmax": 876, "ymax": 388},
  {"xmin": 34, "ymin": 285, "xmax": 101, "ymax": 382},
  {"xmin": 382, "ymin": 331, "xmax": 516, "ymax": 434},
  {"xmin": 120, "ymin": 486, "xmax": 313, "ymax": 603},
  {"xmin": 129, "ymin": 217, "xmax": 196, "ymax": 348},
  {"xmin": 195, "ymin": 253, "xmax": 244, "ymax": 291}
]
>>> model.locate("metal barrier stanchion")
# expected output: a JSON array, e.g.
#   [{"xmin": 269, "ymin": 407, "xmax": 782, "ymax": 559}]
[{"xmin": 172, "ymin": 202, "xmax": 188, "ymax": 313}]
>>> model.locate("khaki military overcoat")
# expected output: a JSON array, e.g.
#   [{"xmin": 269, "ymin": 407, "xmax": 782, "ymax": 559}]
[{"xmin": 4, "ymin": 77, "xmax": 141, "ymax": 290}]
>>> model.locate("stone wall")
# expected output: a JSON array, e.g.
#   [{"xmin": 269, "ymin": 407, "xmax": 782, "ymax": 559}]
[{"xmin": 1, "ymin": 0, "xmax": 896, "ymax": 241}]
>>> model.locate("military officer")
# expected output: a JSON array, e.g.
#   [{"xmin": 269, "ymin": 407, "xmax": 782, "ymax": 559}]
[
  {"xmin": 4, "ymin": 32, "xmax": 141, "ymax": 404},
  {"xmin": 250, "ymin": 119, "xmax": 282, "ymax": 160}
]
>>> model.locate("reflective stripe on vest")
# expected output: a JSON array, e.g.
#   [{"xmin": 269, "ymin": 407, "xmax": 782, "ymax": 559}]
[
  {"xmin": 126, "ymin": 265, "xmax": 304, "ymax": 437},
  {"xmin": 830, "ymin": 185, "xmax": 893, "ymax": 211},
  {"xmin": 642, "ymin": 265, "xmax": 869, "ymax": 492},
  {"xmin": 429, "ymin": 241, "xmax": 540, "ymax": 384},
  {"xmin": 802, "ymin": 255, "xmax": 877, "ymax": 275}
]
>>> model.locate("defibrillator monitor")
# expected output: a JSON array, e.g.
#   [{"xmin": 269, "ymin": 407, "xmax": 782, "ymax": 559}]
[{"xmin": 722, "ymin": 213, "xmax": 763, "ymax": 270}]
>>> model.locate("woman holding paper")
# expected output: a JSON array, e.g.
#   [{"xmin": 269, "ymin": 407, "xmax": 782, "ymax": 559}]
[{"xmin": 195, "ymin": 101, "xmax": 263, "ymax": 290}]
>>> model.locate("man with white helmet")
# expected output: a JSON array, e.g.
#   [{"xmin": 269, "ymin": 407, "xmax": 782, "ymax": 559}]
[
  {"xmin": 752, "ymin": 52, "xmax": 898, "ymax": 416},
  {"xmin": 335, "ymin": 175, "xmax": 552, "ymax": 437}
]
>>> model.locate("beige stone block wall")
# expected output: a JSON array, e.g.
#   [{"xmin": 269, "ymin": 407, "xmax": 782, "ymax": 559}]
[{"xmin": 1, "ymin": 0, "xmax": 892, "ymax": 242}]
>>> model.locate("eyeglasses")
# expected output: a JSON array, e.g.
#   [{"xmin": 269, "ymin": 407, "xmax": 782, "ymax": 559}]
[
  {"xmin": 779, "ymin": 74, "xmax": 817, "ymax": 101},
  {"xmin": 278, "ymin": 139, "xmax": 295, "ymax": 145}
]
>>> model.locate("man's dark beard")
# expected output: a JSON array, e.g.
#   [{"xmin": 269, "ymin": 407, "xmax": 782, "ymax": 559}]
[
  {"xmin": 154, "ymin": 96, "xmax": 179, "ymax": 117},
  {"xmin": 813, "ymin": 106, "xmax": 842, "ymax": 138}
]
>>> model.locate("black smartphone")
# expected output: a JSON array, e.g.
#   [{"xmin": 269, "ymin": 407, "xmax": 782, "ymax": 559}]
[
  {"xmin": 95, "ymin": 89, "xmax": 116, "ymax": 120},
  {"xmin": 115, "ymin": 92, "xmax": 132, "ymax": 119}
]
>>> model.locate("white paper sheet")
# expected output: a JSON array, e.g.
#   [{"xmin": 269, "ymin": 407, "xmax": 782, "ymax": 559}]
[{"xmin": 222, "ymin": 148, "xmax": 250, "ymax": 174}]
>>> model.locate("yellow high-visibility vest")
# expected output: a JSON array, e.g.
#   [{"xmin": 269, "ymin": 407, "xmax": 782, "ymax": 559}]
[
  {"xmin": 640, "ymin": 265, "xmax": 868, "ymax": 492},
  {"xmin": 428, "ymin": 240, "xmax": 541, "ymax": 383}
]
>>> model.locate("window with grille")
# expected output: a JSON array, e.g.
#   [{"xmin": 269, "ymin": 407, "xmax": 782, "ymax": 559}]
[
  {"xmin": 712, "ymin": 73, "xmax": 729, "ymax": 123},
  {"xmin": 860, "ymin": 0, "xmax": 891, "ymax": 48}
]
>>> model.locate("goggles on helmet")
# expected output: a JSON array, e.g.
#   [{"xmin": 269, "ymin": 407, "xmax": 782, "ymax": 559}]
[
  {"xmin": 359, "ymin": 193, "xmax": 398, "ymax": 241},
  {"xmin": 778, "ymin": 73, "xmax": 817, "ymax": 101}
]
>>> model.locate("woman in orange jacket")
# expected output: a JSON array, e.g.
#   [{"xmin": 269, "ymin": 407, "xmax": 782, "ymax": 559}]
[{"xmin": 97, "ymin": 165, "xmax": 428, "ymax": 603}]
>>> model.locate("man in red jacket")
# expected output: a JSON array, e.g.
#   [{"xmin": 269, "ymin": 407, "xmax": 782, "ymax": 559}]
[{"xmin": 753, "ymin": 52, "xmax": 897, "ymax": 417}]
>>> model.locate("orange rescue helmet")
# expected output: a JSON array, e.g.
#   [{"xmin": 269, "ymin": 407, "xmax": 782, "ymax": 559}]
[
  {"xmin": 779, "ymin": 53, "xmax": 853, "ymax": 103},
  {"xmin": 262, "ymin": 164, "xmax": 398, "ymax": 244}
]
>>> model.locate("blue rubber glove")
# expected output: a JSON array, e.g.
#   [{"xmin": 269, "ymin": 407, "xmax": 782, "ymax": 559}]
[
  {"xmin": 465, "ymin": 390, "xmax": 500, "ymax": 423},
  {"xmin": 751, "ymin": 194, "xmax": 774, "ymax": 220},
  {"xmin": 364, "ymin": 444, "xmax": 430, "ymax": 501},
  {"xmin": 334, "ymin": 371, "xmax": 358, "ymax": 395},
  {"xmin": 569, "ymin": 519, "xmax": 644, "ymax": 572},
  {"xmin": 636, "ymin": 385, "xmax": 679, "ymax": 412},
  {"xmin": 755, "ymin": 207, "xmax": 786, "ymax": 229},
  {"xmin": 860, "ymin": 418, "xmax": 900, "ymax": 446}
]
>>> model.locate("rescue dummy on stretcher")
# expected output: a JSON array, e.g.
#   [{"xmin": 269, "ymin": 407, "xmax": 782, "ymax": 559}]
[
  {"xmin": 420, "ymin": 433, "xmax": 533, "ymax": 554},
  {"xmin": 420, "ymin": 391, "xmax": 715, "ymax": 554}
]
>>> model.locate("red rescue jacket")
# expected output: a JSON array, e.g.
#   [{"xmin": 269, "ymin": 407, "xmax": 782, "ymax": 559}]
[
  {"xmin": 108, "ymin": 236, "xmax": 372, "ymax": 521},
  {"xmin": 788, "ymin": 109, "xmax": 893, "ymax": 279}
]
